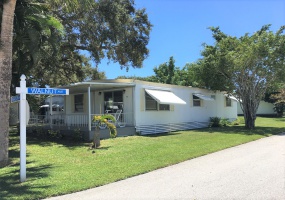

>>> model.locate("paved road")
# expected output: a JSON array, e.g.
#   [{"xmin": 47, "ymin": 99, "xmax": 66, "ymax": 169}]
[{"xmin": 48, "ymin": 134, "xmax": 285, "ymax": 200}]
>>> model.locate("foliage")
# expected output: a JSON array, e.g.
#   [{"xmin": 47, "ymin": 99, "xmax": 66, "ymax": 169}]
[
  {"xmin": 50, "ymin": 0, "xmax": 152, "ymax": 70},
  {"xmin": 152, "ymin": 56, "xmax": 196, "ymax": 86},
  {"xmin": 92, "ymin": 114, "xmax": 117, "ymax": 149},
  {"xmin": 195, "ymin": 25, "xmax": 285, "ymax": 129},
  {"xmin": 9, "ymin": 0, "xmax": 151, "ymax": 93},
  {"xmin": 265, "ymin": 87, "xmax": 285, "ymax": 117},
  {"xmin": 2, "ymin": 117, "xmax": 284, "ymax": 199},
  {"xmin": 209, "ymin": 117, "xmax": 230, "ymax": 127},
  {"xmin": 273, "ymin": 103, "xmax": 285, "ymax": 117},
  {"xmin": 209, "ymin": 117, "xmax": 221, "ymax": 127},
  {"xmin": 116, "ymin": 57, "xmax": 199, "ymax": 87},
  {"xmin": 0, "ymin": 0, "xmax": 151, "ymax": 167},
  {"xmin": 220, "ymin": 118, "xmax": 230, "ymax": 127},
  {"xmin": 72, "ymin": 128, "xmax": 83, "ymax": 141}
]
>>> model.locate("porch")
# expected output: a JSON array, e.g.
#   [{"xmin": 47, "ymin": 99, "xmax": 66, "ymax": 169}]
[{"xmin": 28, "ymin": 112, "xmax": 136, "ymax": 140}]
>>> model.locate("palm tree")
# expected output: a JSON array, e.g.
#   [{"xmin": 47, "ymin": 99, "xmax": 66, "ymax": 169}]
[
  {"xmin": 0, "ymin": 0, "xmax": 91, "ymax": 167},
  {"xmin": 92, "ymin": 115, "xmax": 117, "ymax": 149},
  {"xmin": 0, "ymin": 0, "xmax": 17, "ymax": 168}
]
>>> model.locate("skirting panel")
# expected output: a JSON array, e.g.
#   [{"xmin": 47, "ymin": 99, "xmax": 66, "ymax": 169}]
[{"xmin": 136, "ymin": 121, "xmax": 209, "ymax": 135}]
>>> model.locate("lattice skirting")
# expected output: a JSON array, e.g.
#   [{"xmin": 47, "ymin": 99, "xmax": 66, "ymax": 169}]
[{"xmin": 136, "ymin": 121, "xmax": 210, "ymax": 135}]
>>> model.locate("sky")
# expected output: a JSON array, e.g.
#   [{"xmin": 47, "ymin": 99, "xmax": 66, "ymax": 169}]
[{"xmin": 97, "ymin": 0, "xmax": 285, "ymax": 79}]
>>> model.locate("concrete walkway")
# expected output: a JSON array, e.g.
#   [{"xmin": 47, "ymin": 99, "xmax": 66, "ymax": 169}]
[{"xmin": 47, "ymin": 134, "xmax": 285, "ymax": 200}]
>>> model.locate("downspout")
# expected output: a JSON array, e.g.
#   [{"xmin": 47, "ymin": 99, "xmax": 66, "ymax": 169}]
[{"xmin": 88, "ymin": 86, "xmax": 91, "ymax": 132}]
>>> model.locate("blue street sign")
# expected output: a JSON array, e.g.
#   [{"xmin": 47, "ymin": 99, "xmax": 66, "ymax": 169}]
[
  {"xmin": 27, "ymin": 88, "xmax": 69, "ymax": 95},
  {"xmin": 11, "ymin": 95, "xmax": 20, "ymax": 103}
]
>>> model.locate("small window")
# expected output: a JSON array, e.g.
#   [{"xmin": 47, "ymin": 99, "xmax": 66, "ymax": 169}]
[
  {"xmin": 159, "ymin": 104, "xmax": 170, "ymax": 111},
  {"xmin": 193, "ymin": 95, "xmax": 201, "ymax": 107},
  {"xmin": 225, "ymin": 97, "xmax": 232, "ymax": 107},
  {"xmin": 74, "ymin": 94, "xmax": 84, "ymax": 112},
  {"xmin": 145, "ymin": 92, "xmax": 170, "ymax": 111},
  {"xmin": 145, "ymin": 92, "xmax": 158, "ymax": 110}
]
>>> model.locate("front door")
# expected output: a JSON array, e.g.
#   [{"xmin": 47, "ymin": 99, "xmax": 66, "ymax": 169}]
[{"xmin": 104, "ymin": 91, "xmax": 123, "ymax": 113}]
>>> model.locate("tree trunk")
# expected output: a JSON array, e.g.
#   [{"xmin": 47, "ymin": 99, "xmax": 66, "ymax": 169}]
[
  {"xmin": 92, "ymin": 128, "xmax": 100, "ymax": 148},
  {"xmin": 240, "ymin": 95, "xmax": 260, "ymax": 130},
  {"xmin": 0, "ymin": 0, "xmax": 17, "ymax": 168}
]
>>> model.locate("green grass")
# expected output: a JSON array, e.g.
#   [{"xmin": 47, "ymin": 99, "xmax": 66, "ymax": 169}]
[{"xmin": 1, "ymin": 117, "xmax": 284, "ymax": 200}]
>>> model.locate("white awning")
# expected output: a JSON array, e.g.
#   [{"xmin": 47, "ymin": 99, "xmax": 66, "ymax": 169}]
[
  {"xmin": 145, "ymin": 89, "xmax": 186, "ymax": 105},
  {"xmin": 193, "ymin": 93, "xmax": 215, "ymax": 101},
  {"xmin": 225, "ymin": 95, "xmax": 238, "ymax": 102}
]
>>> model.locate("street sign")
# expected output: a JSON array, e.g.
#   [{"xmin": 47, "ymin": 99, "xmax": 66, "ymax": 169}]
[
  {"xmin": 11, "ymin": 95, "xmax": 20, "ymax": 103},
  {"xmin": 27, "ymin": 88, "xmax": 69, "ymax": 95},
  {"xmin": 16, "ymin": 75, "xmax": 69, "ymax": 182}
]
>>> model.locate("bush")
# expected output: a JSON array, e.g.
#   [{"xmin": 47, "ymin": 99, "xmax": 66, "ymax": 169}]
[
  {"xmin": 231, "ymin": 118, "xmax": 240, "ymax": 125},
  {"xmin": 220, "ymin": 118, "xmax": 230, "ymax": 127},
  {"xmin": 48, "ymin": 129, "xmax": 63, "ymax": 140},
  {"xmin": 209, "ymin": 117, "xmax": 221, "ymax": 127},
  {"xmin": 209, "ymin": 117, "xmax": 230, "ymax": 127},
  {"xmin": 72, "ymin": 128, "xmax": 83, "ymax": 141}
]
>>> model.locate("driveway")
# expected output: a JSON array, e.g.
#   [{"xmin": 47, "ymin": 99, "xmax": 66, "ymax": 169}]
[{"xmin": 47, "ymin": 133, "xmax": 285, "ymax": 200}]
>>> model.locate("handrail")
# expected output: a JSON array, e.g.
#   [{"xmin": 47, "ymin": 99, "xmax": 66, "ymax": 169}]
[{"xmin": 28, "ymin": 112, "xmax": 133, "ymax": 128}]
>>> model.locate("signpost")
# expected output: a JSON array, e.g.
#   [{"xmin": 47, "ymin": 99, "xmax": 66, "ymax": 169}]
[
  {"xmin": 16, "ymin": 75, "xmax": 69, "ymax": 182},
  {"xmin": 11, "ymin": 95, "xmax": 20, "ymax": 103}
]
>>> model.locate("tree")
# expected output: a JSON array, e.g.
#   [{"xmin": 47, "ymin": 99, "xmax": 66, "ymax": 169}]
[
  {"xmin": 51, "ymin": 0, "xmax": 151, "ymax": 70},
  {"xmin": 153, "ymin": 56, "xmax": 176, "ymax": 84},
  {"xmin": 0, "ymin": 0, "xmax": 17, "ymax": 167},
  {"xmin": 195, "ymin": 25, "xmax": 285, "ymax": 129},
  {"xmin": 264, "ymin": 87, "xmax": 285, "ymax": 117},
  {"xmin": 10, "ymin": 0, "xmax": 108, "ymax": 91},
  {"xmin": 92, "ymin": 114, "xmax": 117, "ymax": 149},
  {"xmin": 0, "ymin": 0, "xmax": 151, "ymax": 167}
]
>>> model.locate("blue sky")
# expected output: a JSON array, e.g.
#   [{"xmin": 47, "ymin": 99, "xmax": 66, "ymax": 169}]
[{"xmin": 97, "ymin": 0, "xmax": 285, "ymax": 79}]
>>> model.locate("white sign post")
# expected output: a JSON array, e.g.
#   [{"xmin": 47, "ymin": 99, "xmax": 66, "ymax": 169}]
[
  {"xmin": 16, "ymin": 74, "xmax": 69, "ymax": 182},
  {"xmin": 18, "ymin": 75, "xmax": 27, "ymax": 182}
]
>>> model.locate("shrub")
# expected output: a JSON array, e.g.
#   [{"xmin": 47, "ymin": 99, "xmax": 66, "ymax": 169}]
[
  {"xmin": 220, "ymin": 118, "xmax": 230, "ymax": 127},
  {"xmin": 209, "ymin": 117, "xmax": 230, "ymax": 127},
  {"xmin": 48, "ymin": 129, "xmax": 63, "ymax": 140},
  {"xmin": 209, "ymin": 117, "xmax": 221, "ymax": 127},
  {"xmin": 72, "ymin": 128, "xmax": 83, "ymax": 141},
  {"xmin": 231, "ymin": 118, "xmax": 240, "ymax": 125}
]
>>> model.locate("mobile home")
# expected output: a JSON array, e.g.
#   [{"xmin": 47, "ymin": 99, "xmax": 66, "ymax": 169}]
[{"xmin": 29, "ymin": 79, "xmax": 237, "ymax": 140}]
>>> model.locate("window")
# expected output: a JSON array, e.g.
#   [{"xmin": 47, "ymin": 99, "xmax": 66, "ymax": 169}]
[
  {"xmin": 159, "ymin": 104, "xmax": 170, "ymax": 110},
  {"xmin": 74, "ymin": 94, "xmax": 84, "ymax": 112},
  {"xmin": 193, "ymin": 95, "xmax": 201, "ymax": 107},
  {"xmin": 145, "ymin": 92, "xmax": 170, "ymax": 111},
  {"xmin": 104, "ymin": 91, "xmax": 123, "ymax": 112},
  {"xmin": 225, "ymin": 97, "xmax": 232, "ymax": 107}
]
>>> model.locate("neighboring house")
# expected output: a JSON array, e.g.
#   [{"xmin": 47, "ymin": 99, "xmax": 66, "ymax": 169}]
[
  {"xmin": 29, "ymin": 79, "xmax": 237, "ymax": 140},
  {"xmin": 237, "ymin": 100, "xmax": 275, "ymax": 116}
]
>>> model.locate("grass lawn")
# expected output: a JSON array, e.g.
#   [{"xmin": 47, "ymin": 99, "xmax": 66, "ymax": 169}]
[{"xmin": 0, "ymin": 117, "xmax": 284, "ymax": 200}]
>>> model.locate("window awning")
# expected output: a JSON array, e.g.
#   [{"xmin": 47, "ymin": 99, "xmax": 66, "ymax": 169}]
[
  {"xmin": 145, "ymin": 89, "xmax": 186, "ymax": 105},
  {"xmin": 193, "ymin": 93, "xmax": 215, "ymax": 101},
  {"xmin": 225, "ymin": 95, "xmax": 238, "ymax": 101}
]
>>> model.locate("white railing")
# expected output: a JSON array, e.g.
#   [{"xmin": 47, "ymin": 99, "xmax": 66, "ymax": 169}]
[
  {"xmin": 28, "ymin": 112, "xmax": 133, "ymax": 128},
  {"xmin": 91, "ymin": 112, "xmax": 133, "ymax": 128}
]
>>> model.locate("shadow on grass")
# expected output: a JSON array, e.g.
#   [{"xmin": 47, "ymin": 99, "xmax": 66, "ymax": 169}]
[
  {"xmin": 190, "ymin": 125, "xmax": 285, "ymax": 137},
  {"xmin": 0, "ymin": 163, "xmax": 53, "ymax": 200},
  {"xmin": 9, "ymin": 129, "xmax": 88, "ymax": 152},
  {"xmin": 141, "ymin": 132, "xmax": 182, "ymax": 138}
]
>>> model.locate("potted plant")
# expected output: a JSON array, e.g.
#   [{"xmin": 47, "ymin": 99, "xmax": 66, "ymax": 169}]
[{"xmin": 92, "ymin": 114, "xmax": 117, "ymax": 148}]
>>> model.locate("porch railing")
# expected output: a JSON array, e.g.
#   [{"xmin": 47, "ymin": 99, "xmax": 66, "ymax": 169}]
[{"xmin": 28, "ymin": 112, "xmax": 133, "ymax": 128}]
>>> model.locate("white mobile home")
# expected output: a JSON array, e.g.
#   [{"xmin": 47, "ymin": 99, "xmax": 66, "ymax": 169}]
[
  {"xmin": 30, "ymin": 79, "xmax": 237, "ymax": 140},
  {"xmin": 237, "ymin": 100, "xmax": 275, "ymax": 116}
]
